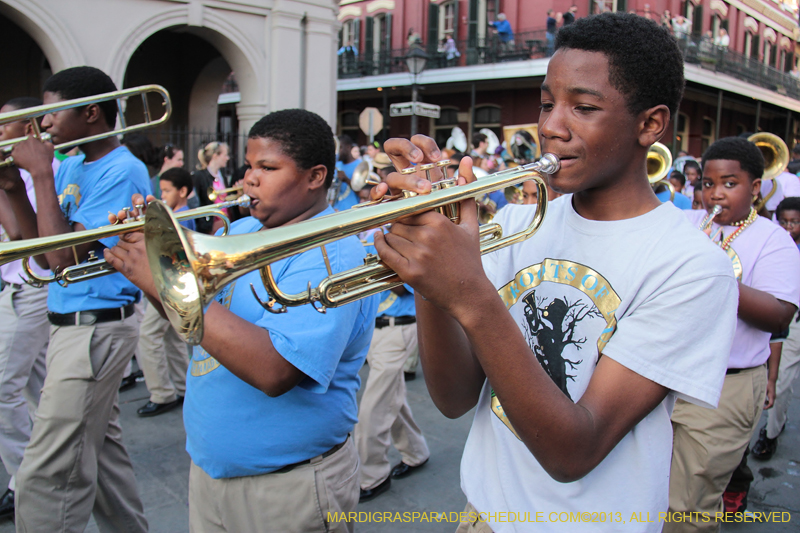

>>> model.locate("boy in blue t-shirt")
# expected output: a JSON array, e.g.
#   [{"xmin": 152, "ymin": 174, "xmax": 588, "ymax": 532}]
[
  {"xmin": 106, "ymin": 109, "xmax": 376, "ymax": 532},
  {"xmin": 0, "ymin": 66, "xmax": 148, "ymax": 532},
  {"xmin": 134, "ymin": 167, "xmax": 194, "ymax": 419}
]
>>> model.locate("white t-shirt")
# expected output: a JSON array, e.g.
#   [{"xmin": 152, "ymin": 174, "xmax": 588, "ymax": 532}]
[
  {"xmin": 461, "ymin": 197, "xmax": 738, "ymax": 533},
  {"xmin": 775, "ymin": 171, "xmax": 800, "ymax": 198},
  {"xmin": 685, "ymin": 210, "xmax": 800, "ymax": 368}
]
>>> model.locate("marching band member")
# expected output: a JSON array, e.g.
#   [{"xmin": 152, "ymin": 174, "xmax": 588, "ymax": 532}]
[
  {"xmin": 670, "ymin": 137, "xmax": 800, "ymax": 526},
  {"xmin": 371, "ymin": 14, "xmax": 737, "ymax": 532},
  {"xmin": 0, "ymin": 66, "xmax": 148, "ymax": 533},
  {"xmin": 105, "ymin": 109, "xmax": 377, "ymax": 532},
  {"xmin": 0, "ymin": 97, "xmax": 55, "ymax": 519}
]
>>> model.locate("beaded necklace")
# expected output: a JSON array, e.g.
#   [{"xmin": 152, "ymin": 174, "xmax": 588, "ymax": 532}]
[{"xmin": 717, "ymin": 208, "xmax": 757, "ymax": 251}]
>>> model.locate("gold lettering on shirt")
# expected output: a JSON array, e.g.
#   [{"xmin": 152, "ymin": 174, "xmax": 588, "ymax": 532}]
[
  {"xmin": 190, "ymin": 281, "xmax": 236, "ymax": 376},
  {"xmin": 491, "ymin": 259, "xmax": 621, "ymax": 438},
  {"xmin": 377, "ymin": 292, "xmax": 398, "ymax": 314},
  {"xmin": 57, "ymin": 184, "xmax": 82, "ymax": 207}
]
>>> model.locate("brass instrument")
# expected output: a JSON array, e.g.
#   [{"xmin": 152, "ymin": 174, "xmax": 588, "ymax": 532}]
[
  {"xmin": 0, "ymin": 85, "xmax": 172, "ymax": 168},
  {"xmin": 349, "ymin": 161, "xmax": 371, "ymax": 192},
  {"xmin": 207, "ymin": 185, "xmax": 244, "ymax": 202},
  {"xmin": 648, "ymin": 142, "xmax": 675, "ymax": 202},
  {"xmin": 0, "ymin": 196, "xmax": 250, "ymax": 287},
  {"xmin": 750, "ymin": 132, "xmax": 789, "ymax": 212},
  {"xmin": 145, "ymin": 154, "xmax": 560, "ymax": 344}
]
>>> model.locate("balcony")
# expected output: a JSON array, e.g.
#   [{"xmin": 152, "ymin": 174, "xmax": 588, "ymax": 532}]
[
  {"xmin": 337, "ymin": 28, "xmax": 800, "ymax": 102},
  {"xmin": 337, "ymin": 29, "xmax": 549, "ymax": 78}
]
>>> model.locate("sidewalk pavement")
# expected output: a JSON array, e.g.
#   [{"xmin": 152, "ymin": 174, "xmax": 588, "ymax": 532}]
[{"xmin": 0, "ymin": 364, "xmax": 796, "ymax": 532}]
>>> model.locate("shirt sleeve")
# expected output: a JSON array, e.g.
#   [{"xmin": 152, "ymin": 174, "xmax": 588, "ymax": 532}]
[
  {"xmin": 749, "ymin": 229, "xmax": 800, "ymax": 308},
  {"xmin": 254, "ymin": 249, "xmax": 359, "ymax": 394},
  {"xmin": 602, "ymin": 270, "xmax": 739, "ymax": 409}
]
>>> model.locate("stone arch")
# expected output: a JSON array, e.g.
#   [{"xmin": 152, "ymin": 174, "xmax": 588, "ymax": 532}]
[
  {"xmin": 0, "ymin": 0, "xmax": 84, "ymax": 72},
  {"xmin": 105, "ymin": 4, "xmax": 264, "ymax": 131}
]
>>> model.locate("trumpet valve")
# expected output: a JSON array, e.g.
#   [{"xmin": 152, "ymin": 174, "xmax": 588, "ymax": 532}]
[
  {"xmin": 431, "ymin": 179, "xmax": 460, "ymax": 223},
  {"xmin": 400, "ymin": 160, "xmax": 450, "ymax": 182}
]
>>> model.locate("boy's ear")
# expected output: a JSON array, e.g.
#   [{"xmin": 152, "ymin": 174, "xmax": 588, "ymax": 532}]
[
  {"xmin": 84, "ymin": 103, "xmax": 102, "ymax": 125},
  {"xmin": 637, "ymin": 105, "xmax": 670, "ymax": 148},
  {"xmin": 750, "ymin": 177, "xmax": 762, "ymax": 198},
  {"xmin": 180, "ymin": 186, "xmax": 190, "ymax": 199},
  {"xmin": 308, "ymin": 164, "xmax": 328, "ymax": 191}
]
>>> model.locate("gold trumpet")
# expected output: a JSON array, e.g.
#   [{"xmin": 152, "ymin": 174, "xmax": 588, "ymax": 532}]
[
  {"xmin": 0, "ymin": 195, "xmax": 250, "ymax": 287},
  {"xmin": 0, "ymin": 85, "xmax": 171, "ymax": 168},
  {"xmin": 145, "ymin": 154, "xmax": 560, "ymax": 344},
  {"xmin": 750, "ymin": 132, "xmax": 789, "ymax": 212},
  {"xmin": 207, "ymin": 185, "xmax": 244, "ymax": 202},
  {"xmin": 647, "ymin": 142, "xmax": 675, "ymax": 201}
]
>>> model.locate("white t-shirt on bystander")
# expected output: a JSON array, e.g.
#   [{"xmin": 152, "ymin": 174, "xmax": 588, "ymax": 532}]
[{"xmin": 460, "ymin": 197, "xmax": 738, "ymax": 533}]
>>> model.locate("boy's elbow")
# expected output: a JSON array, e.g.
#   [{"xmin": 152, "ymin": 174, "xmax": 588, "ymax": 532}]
[{"xmin": 540, "ymin": 457, "xmax": 596, "ymax": 484}]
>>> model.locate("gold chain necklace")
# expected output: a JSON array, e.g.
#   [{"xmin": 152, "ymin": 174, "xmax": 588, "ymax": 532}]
[{"xmin": 718, "ymin": 208, "xmax": 757, "ymax": 251}]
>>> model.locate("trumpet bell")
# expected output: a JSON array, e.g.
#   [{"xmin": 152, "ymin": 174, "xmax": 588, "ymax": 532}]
[
  {"xmin": 350, "ymin": 161, "xmax": 372, "ymax": 192},
  {"xmin": 749, "ymin": 132, "xmax": 789, "ymax": 212}
]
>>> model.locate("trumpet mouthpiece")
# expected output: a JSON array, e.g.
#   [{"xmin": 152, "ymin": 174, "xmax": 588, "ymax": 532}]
[{"xmin": 537, "ymin": 153, "xmax": 561, "ymax": 174}]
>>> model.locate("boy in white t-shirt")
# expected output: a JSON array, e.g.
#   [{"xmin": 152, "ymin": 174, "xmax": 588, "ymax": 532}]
[
  {"xmin": 371, "ymin": 13, "xmax": 738, "ymax": 533},
  {"xmin": 672, "ymin": 139, "xmax": 800, "ymax": 528}
]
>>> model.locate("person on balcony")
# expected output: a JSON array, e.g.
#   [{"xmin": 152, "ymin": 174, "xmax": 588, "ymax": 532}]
[
  {"xmin": 714, "ymin": 28, "xmax": 730, "ymax": 48},
  {"xmin": 489, "ymin": 13, "xmax": 515, "ymax": 53},
  {"xmin": 671, "ymin": 15, "xmax": 692, "ymax": 42}
]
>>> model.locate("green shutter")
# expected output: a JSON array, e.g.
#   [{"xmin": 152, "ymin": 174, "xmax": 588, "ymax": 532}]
[
  {"xmin": 365, "ymin": 16, "xmax": 374, "ymax": 59},
  {"xmin": 428, "ymin": 3, "xmax": 439, "ymax": 53}
]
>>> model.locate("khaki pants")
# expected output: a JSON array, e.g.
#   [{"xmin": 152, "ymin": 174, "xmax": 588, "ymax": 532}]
[
  {"xmin": 0, "ymin": 284, "xmax": 48, "ymax": 484},
  {"xmin": 355, "ymin": 322, "xmax": 429, "ymax": 490},
  {"xmin": 188, "ymin": 436, "xmax": 359, "ymax": 533},
  {"xmin": 667, "ymin": 365, "xmax": 767, "ymax": 533},
  {"xmin": 15, "ymin": 315, "xmax": 147, "ymax": 533},
  {"xmin": 137, "ymin": 302, "xmax": 188, "ymax": 404},
  {"xmin": 767, "ymin": 315, "xmax": 800, "ymax": 438},
  {"xmin": 455, "ymin": 503, "xmax": 495, "ymax": 533}
]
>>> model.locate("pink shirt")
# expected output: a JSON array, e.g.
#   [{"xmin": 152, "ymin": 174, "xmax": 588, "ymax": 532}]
[
  {"xmin": 686, "ymin": 209, "xmax": 800, "ymax": 368},
  {"xmin": 0, "ymin": 163, "xmax": 58, "ymax": 284}
]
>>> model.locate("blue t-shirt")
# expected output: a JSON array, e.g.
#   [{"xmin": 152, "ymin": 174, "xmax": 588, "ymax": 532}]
[
  {"xmin": 333, "ymin": 159, "xmax": 362, "ymax": 211},
  {"xmin": 49, "ymin": 146, "xmax": 151, "ymax": 313},
  {"xmin": 184, "ymin": 210, "xmax": 378, "ymax": 478},
  {"xmin": 657, "ymin": 189, "xmax": 692, "ymax": 210},
  {"xmin": 364, "ymin": 232, "xmax": 416, "ymax": 317},
  {"xmin": 175, "ymin": 205, "xmax": 196, "ymax": 232}
]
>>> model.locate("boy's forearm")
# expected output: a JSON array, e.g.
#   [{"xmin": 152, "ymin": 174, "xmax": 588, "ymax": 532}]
[
  {"xmin": 767, "ymin": 342, "xmax": 781, "ymax": 384},
  {"xmin": 738, "ymin": 283, "xmax": 797, "ymax": 334},
  {"xmin": 415, "ymin": 294, "xmax": 485, "ymax": 418}
]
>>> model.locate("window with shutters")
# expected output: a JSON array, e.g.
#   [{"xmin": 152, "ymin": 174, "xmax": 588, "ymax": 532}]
[
  {"xmin": 339, "ymin": 110, "xmax": 360, "ymax": 139},
  {"xmin": 676, "ymin": 112, "xmax": 689, "ymax": 153},
  {"xmin": 701, "ymin": 117, "xmax": 715, "ymax": 154},
  {"xmin": 474, "ymin": 104, "xmax": 502, "ymax": 141}
]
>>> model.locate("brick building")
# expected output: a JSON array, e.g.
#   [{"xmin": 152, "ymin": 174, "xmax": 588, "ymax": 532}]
[{"xmin": 337, "ymin": 0, "xmax": 800, "ymax": 157}]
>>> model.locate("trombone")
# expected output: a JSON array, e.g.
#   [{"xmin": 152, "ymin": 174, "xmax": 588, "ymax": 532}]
[
  {"xmin": 145, "ymin": 154, "xmax": 560, "ymax": 344},
  {"xmin": 0, "ymin": 85, "xmax": 172, "ymax": 167},
  {"xmin": 749, "ymin": 132, "xmax": 789, "ymax": 212},
  {"xmin": 1, "ymin": 195, "xmax": 250, "ymax": 287}
]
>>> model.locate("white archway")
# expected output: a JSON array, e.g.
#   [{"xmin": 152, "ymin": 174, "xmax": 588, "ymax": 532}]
[{"xmin": 0, "ymin": 0, "xmax": 84, "ymax": 71}]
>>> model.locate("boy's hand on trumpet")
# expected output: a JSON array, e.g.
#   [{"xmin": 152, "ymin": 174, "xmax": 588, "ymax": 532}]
[
  {"xmin": 104, "ymin": 193, "xmax": 160, "ymax": 301},
  {"xmin": 372, "ymin": 135, "xmax": 491, "ymax": 322}
]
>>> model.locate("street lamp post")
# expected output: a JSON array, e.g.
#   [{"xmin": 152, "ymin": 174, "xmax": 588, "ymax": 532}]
[{"xmin": 405, "ymin": 47, "xmax": 428, "ymax": 136}]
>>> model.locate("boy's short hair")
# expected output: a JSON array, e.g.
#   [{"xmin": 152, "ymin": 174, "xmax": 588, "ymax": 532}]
[
  {"xmin": 472, "ymin": 133, "xmax": 487, "ymax": 149},
  {"xmin": 338, "ymin": 134, "xmax": 354, "ymax": 149},
  {"xmin": 776, "ymin": 197, "xmax": 800, "ymax": 219},
  {"xmin": 160, "ymin": 167, "xmax": 193, "ymax": 194},
  {"xmin": 43, "ymin": 66, "xmax": 118, "ymax": 127},
  {"xmin": 4, "ymin": 97, "xmax": 43, "ymax": 111},
  {"xmin": 249, "ymin": 109, "xmax": 336, "ymax": 187},
  {"xmin": 669, "ymin": 170, "xmax": 686, "ymax": 185},
  {"xmin": 701, "ymin": 137, "xmax": 765, "ymax": 182},
  {"xmin": 555, "ymin": 13, "xmax": 685, "ymax": 116}
]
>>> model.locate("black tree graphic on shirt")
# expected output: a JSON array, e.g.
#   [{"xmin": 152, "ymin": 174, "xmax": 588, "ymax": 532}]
[{"xmin": 522, "ymin": 291, "xmax": 602, "ymax": 401}]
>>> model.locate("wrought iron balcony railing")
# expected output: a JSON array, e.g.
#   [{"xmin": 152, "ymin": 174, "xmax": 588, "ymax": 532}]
[{"xmin": 337, "ymin": 27, "xmax": 800, "ymax": 102}]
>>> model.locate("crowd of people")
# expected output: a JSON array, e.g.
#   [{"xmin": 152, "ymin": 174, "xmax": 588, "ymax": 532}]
[{"xmin": 0, "ymin": 12, "xmax": 798, "ymax": 533}]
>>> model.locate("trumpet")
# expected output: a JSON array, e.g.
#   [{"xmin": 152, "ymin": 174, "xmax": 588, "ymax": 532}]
[
  {"xmin": 145, "ymin": 154, "xmax": 560, "ymax": 344},
  {"xmin": 207, "ymin": 185, "xmax": 244, "ymax": 202},
  {"xmin": 750, "ymin": 132, "xmax": 789, "ymax": 212},
  {"xmin": 0, "ymin": 85, "xmax": 171, "ymax": 168},
  {"xmin": 1, "ymin": 195, "xmax": 250, "ymax": 287}
]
